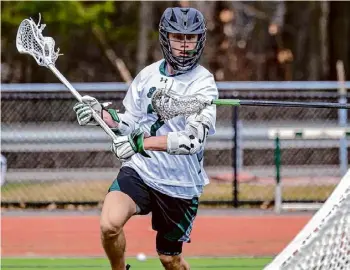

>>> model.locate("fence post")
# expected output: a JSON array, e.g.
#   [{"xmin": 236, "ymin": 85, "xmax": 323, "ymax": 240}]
[
  {"xmin": 232, "ymin": 106, "xmax": 239, "ymax": 208},
  {"xmin": 336, "ymin": 60, "xmax": 348, "ymax": 177},
  {"xmin": 274, "ymin": 134, "xmax": 282, "ymax": 213}
]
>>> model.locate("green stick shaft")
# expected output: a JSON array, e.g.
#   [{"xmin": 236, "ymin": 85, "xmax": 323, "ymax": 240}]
[
  {"xmin": 212, "ymin": 99, "xmax": 241, "ymax": 106},
  {"xmin": 212, "ymin": 99, "xmax": 349, "ymax": 109}
]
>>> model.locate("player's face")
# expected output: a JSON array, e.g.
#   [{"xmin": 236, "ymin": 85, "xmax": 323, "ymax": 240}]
[{"xmin": 168, "ymin": 33, "xmax": 198, "ymax": 57}]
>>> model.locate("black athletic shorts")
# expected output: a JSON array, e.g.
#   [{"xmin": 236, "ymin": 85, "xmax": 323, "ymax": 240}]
[{"xmin": 108, "ymin": 166, "xmax": 199, "ymax": 256}]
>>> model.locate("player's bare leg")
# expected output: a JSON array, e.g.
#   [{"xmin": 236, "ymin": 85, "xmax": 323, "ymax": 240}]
[
  {"xmin": 159, "ymin": 254, "xmax": 190, "ymax": 270},
  {"xmin": 100, "ymin": 191, "xmax": 137, "ymax": 270}
]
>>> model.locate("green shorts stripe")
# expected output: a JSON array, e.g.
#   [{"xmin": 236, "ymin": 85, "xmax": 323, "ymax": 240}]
[
  {"xmin": 108, "ymin": 179, "xmax": 121, "ymax": 192},
  {"xmin": 164, "ymin": 197, "xmax": 199, "ymax": 242}
]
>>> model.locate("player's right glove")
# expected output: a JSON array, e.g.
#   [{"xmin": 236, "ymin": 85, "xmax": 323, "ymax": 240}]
[
  {"xmin": 111, "ymin": 128, "xmax": 150, "ymax": 162},
  {"xmin": 73, "ymin": 95, "xmax": 113, "ymax": 126}
]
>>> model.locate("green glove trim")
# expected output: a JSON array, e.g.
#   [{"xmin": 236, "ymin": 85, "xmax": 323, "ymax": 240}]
[
  {"xmin": 111, "ymin": 127, "xmax": 123, "ymax": 136},
  {"xmin": 107, "ymin": 109, "xmax": 120, "ymax": 123},
  {"xmin": 136, "ymin": 132, "xmax": 151, "ymax": 158},
  {"xmin": 130, "ymin": 129, "xmax": 151, "ymax": 158}
]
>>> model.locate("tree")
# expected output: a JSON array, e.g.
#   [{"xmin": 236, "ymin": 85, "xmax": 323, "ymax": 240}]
[{"xmin": 1, "ymin": 1, "xmax": 136, "ymax": 83}]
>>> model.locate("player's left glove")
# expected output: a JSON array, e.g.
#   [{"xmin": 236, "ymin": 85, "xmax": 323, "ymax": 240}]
[
  {"xmin": 73, "ymin": 95, "xmax": 112, "ymax": 126},
  {"xmin": 111, "ymin": 128, "xmax": 150, "ymax": 162}
]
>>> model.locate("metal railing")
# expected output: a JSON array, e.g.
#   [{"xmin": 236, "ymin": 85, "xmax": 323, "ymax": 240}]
[{"xmin": 1, "ymin": 81, "xmax": 349, "ymax": 206}]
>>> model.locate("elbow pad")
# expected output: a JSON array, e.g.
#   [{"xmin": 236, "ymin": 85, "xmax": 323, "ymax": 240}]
[{"xmin": 167, "ymin": 115, "xmax": 211, "ymax": 155}]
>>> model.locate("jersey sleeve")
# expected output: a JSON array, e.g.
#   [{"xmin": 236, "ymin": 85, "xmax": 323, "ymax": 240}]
[
  {"xmin": 114, "ymin": 73, "xmax": 144, "ymax": 135},
  {"xmin": 122, "ymin": 73, "xmax": 144, "ymax": 118},
  {"xmin": 193, "ymin": 74, "xmax": 218, "ymax": 135}
]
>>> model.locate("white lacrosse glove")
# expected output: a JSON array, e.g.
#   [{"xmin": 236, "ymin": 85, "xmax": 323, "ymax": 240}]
[
  {"xmin": 111, "ymin": 128, "xmax": 150, "ymax": 162},
  {"xmin": 73, "ymin": 95, "xmax": 112, "ymax": 126}
]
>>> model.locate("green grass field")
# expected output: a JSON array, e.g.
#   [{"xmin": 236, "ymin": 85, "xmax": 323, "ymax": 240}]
[{"xmin": 2, "ymin": 257, "xmax": 273, "ymax": 270}]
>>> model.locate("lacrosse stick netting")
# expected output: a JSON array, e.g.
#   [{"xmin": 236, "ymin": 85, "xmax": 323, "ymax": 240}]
[
  {"xmin": 16, "ymin": 14, "xmax": 61, "ymax": 66},
  {"xmin": 151, "ymin": 87, "xmax": 211, "ymax": 120},
  {"xmin": 16, "ymin": 14, "xmax": 119, "ymax": 141}
]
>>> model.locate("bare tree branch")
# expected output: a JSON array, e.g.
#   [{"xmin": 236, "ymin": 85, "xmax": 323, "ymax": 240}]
[
  {"xmin": 92, "ymin": 25, "xmax": 133, "ymax": 84},
  {"xmin": 137, "ymin": 2, "xmax": 153, "ymax": 73}
]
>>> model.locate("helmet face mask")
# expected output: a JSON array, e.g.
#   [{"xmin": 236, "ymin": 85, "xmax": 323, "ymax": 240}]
[{"xmin": 159, "ymin": 7, "xmax": 207, "ymax": 74}]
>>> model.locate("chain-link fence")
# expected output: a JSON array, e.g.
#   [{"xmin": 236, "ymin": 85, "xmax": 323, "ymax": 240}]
[{"xmin": 1, "ymin": 86, "xmax": 349, "ymax": 207}]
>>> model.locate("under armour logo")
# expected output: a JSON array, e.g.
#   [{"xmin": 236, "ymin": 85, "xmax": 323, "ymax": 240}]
[{"xmin": 160, "ymin": 77, "xmax": 168, "ymax": 83}]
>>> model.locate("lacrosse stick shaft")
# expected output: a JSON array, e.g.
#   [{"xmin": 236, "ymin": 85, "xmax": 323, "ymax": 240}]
[
  {"xmin": 212, "ymin": 99, "xmax": 350, "ymax": 109},
  {"xmin": 48, "ymin": 64, "xmax": 119, "ymax": 140},
  {"xmin": 48, "ymin": 65, "xmax": 83, "ymax": 102}
]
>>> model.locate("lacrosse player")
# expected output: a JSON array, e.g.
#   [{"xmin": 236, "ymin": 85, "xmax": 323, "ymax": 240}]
[{"xmin": 74, "ymin": 7, "xmax": 218, "ymax": 270}]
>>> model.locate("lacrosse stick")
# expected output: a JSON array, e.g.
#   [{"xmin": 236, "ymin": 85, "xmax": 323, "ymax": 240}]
[
  {"xmin": 152, "ymin": 87, "xmax": 350, "ymax": 121},
  {"xmin": 16, "ymin": 14, "xmax": 119, "ymax": 141}
]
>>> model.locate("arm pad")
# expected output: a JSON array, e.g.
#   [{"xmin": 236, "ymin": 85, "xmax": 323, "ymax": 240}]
[{"xmin": 167, "ymin": 114, "xmax": 211, "ymax": 155}]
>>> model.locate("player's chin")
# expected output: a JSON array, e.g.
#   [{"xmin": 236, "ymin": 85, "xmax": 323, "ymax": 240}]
[
  {"xmin": 173, "ymin": 50, "xmax": 190, "ymax": 57},
  {"xmin": 173, "ymin": 52, "xmax": 187, "ymax": 57},
  {"xmin": 175, "ymin": 54, "xmax": 192, "ymax": 61}
]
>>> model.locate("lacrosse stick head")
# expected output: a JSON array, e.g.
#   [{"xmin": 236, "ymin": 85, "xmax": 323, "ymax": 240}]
[
  {"xmin": 151, "ymin": 87, "xmax": 209, "ymax": 121},
  {"xmin": 16, "ymin": 14, "xmax": 61, "ymax": 67}
]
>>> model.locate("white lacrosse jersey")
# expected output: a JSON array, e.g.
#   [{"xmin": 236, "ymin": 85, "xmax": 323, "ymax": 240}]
[{"xmin": 122, "ymin": 59, "xmax": 218, "ymax": 199}]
